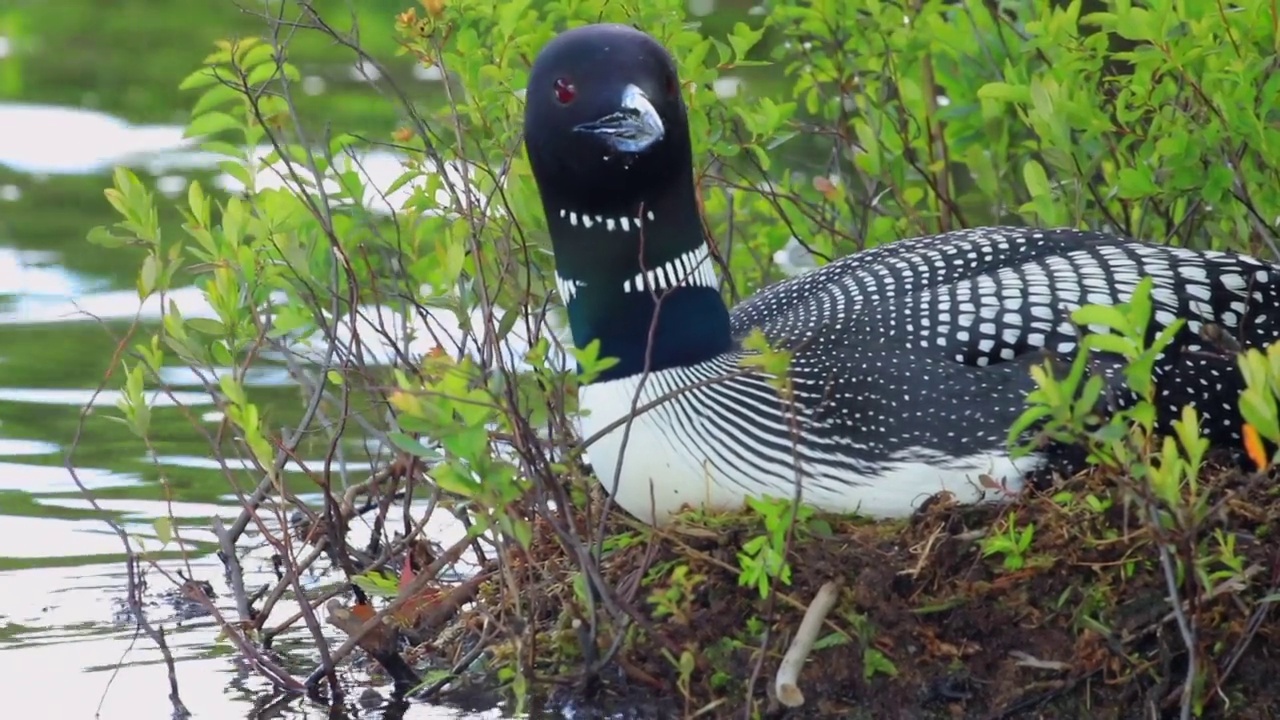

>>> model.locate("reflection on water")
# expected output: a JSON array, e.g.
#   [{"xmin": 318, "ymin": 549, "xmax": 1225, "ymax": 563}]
[
  {"xmin": 0, "ymin": 386, "xmax": 214, "ymax": 408},
  {"xmin": 0, "ymin": 103, "xmax": 193, "ymax": 176},
  {"xmin": 0, "ymin": 460, "xmax": 131, "ymax": 493},
  {"xmin": 0, "ymin": 246, "xmax": 96, "ymax": 297},
  {"xmin": 0, "ymin": 275, "xmax": 572, "ymax": 372},
  {"xmin": 2, "ymin": 560, "xmax": 259, "ymax": 720},
  {"xmin": 0, "ymin": 103, "xmax": 475, "ymax": 219},
  {"xmin": 0, "ymin": 438, "xmax": 62, "ymax": 456}
]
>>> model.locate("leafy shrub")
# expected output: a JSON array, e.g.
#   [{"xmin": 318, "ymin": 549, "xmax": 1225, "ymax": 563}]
[{"xmin": 84, "ymin": 0, "xmax": 1280, "ymax": 715}]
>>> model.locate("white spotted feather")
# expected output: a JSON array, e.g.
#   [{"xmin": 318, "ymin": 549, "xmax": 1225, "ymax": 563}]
[{"xmin": 583, "ymin": 227, "xmax": 1280, "ymax": 524}]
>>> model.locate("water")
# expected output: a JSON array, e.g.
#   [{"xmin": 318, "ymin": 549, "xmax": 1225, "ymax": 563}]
[{"xmin": 0, "ymin": 1, "xmax": 771, "ymax": 716}]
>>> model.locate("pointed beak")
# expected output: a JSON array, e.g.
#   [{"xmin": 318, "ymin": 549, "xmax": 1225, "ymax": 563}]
[{"xmin": 573, "ymin": 83, "xmax": 665, "ymax": 154}]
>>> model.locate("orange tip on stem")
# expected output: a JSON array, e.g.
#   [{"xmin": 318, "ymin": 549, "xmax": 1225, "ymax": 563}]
[{"xmin": 1243, "ymin": 422, "xmax": 1269, "ymax": 471}]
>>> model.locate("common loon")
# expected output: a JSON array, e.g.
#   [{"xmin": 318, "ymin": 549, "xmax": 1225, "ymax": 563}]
[{"xmin": 522, "ymin": 23, "xmax": 1280, "ymax": 525}]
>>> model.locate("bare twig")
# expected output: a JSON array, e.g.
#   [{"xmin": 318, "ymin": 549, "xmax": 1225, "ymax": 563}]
[
  {"xmin": 775, "ymin": 581, "xmax": 841, "ymax": 708},
  {"xmin": 213, "ymin": 517, "xmax": 254, "ymax": 622}
]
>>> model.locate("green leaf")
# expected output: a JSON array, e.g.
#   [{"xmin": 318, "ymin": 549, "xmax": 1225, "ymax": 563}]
[
  {"xmin": 812, "ymin": 632, "xmax": 849, "ymax": 650},
  {"xmin": 571, "ymin": 339, "xmax": 620, "ymax": 385},
  {"xmin": 806, "ymin": 518, "xmax": 834, "ymax": 538},
  {"xmin": 199, "ymin": 140, "xmax": 243, "ymax": 159},
  {"xmin": 218, "ymin": 374, "xmax": 247, "ymax": 408},
  {"xmin": 977, "ymin": 82, "xmax": 1028, "ymax": 102},
  {"xmin": 185, "ymin": 111, "xmax": 241, "ymax": 139},
  {"xmin": 1117, "ymin": 166, "xmax": 1159, "ymax": 199},
  {"xmin": 352, "ymin": 569, "xmax": 400, "ymax": 597},
  {"xmin": 217, "ymin": 161, "xmax": 254, "ymax": 192},
  {"xmin": 186, "ymin": 318, "xmax": 226, "ymax": 336},
  {"xmin": 394, "ymin": 414, "xmax": 437, "ymax": 435},
  {"xmin": 726, "ymin": 22, "xmax": 765, "ymax": 62},
  {"xmin": 86, "ymin": 226, "xmax": 133, "ymax": 249},
  {"xmin": 190, "ymin": 84, "xmax": 242, "ymax": 118},
  {"xmin": 389, "ymin": 431, "xmax": 439, "ymax": 459},
  {"xmin": 178, "ymin": 67, "xmax": 222, "ymax": 91},
  {"xmin": 1072, "ymin": 304, "xmax": 1131, "ymax": 334},
  {"xmin": 238, "ymin": 43, "xmax": 277, "ymax": 71},
  {"xmin": 1240, "ymin": 389, "xmax": 1280, "ymax": 441},
  {"xmin": 1115, "ymin": 7, "xmax": 1155, "ymax": 41},
  {"xmin": 441, "ymin": 426, "xmax": 489, "ymax": 460},
  {"xmin": 1022, "ymin": 159, "xmax": 1051, "ymax": 199},
  {"xmin": 1085, "ymin": 332, "xmax": 1136, "ymax": 358},
  {"xmin": 862, "ymin": 647, "xmax": 899, "ymax": 679},
  {"xmin": 246, "ymin": 62, "xmax": 283, "ymax": 87},
  {"xmin": 139, "ymin": 253, "xmax": 160, "ymax": 298},
  {"xmin": 1007, "ymin": 405, "xmax": 1052, "ymax": 449},
  {"xmin": 153, "ymin": 517, "xmax": 173, "ymax": 545},
  {"xmin": 431, "ymin": 462, "xmax": 480, "ymax": 497}
]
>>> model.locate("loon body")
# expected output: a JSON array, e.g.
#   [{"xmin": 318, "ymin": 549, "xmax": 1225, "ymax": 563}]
[{"xmin": 522, "ymin": 24, "xmax": 1280, "ymax": 525}]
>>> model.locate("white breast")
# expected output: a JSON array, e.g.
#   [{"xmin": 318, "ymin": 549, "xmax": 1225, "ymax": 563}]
[{"xmin": 577, "ymin": 368, "xmax": 1040, "ymax": 525}]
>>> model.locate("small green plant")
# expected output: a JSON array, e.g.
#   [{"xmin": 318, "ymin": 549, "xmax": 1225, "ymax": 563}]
[
  {"xmin": 739, "ymin": 328, "xmax": 796, "ymax": 400},
  {"xmin": 600, "ymin": 527, "xmax": 646, "ymax": 556},
  {"xmin": 1009, "ymin": 277, "xmax": 1185, "ymax": 466},
  {"xmin": 1007, "ymin": 273, "xmax": 1269, "ymax": 715},
  {"xmin": 862, "ymin": 647, "xmax": 899, "ymax": 681},
  {"xmin": 1197, "ymin": 528, "xmax": 1248, "ymax": 593},
  {"xmin": 1237, "ymin": 341, "xmax": 1280, "ymax": 468},
  {"xmin": 658, "ymin": 647, "xmax": 698, "ymax": 715},
  {"xmin": 737, "ymin": 495, "xmax": 813, "ymax": 598},
  {"xmin": 350, "ymin": 568, "xmax": 400, "ymax": 598},
  {"xmin": 1053, "ymin": 490, "xmax": 1112, "ymax": 514},
  {"xmin": 1008, "ymin": 278, "xmax": 1221, "ymax": 528},
  {"xmin": 1082, "ymin": 493, "xmax": 1112, "ymax": 514},
  {"xmin": 647, "ymin": 563, "xmax": 706, "ymax": 625},
  {"xmin": 979, "ymin": 513, "xmax": 1036, "ymax": 571}
]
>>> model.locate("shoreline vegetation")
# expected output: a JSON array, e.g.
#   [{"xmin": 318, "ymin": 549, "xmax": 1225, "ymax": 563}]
[{"xmin": 77, "ymin": 0, "xmax": 1280, "ymax": 718}]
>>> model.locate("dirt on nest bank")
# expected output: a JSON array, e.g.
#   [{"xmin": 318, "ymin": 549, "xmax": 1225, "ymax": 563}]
[{"xmin": 443, "ymin": 462, "xmax": 1280, "ymax": 719}]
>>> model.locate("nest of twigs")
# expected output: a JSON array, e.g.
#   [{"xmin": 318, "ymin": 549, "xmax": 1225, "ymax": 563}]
[{"xmin": 378, "ymin": 461, "xmax": 1280, "ymax": 719}]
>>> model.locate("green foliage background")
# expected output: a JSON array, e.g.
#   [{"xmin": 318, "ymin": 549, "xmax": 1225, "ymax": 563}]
[{"xmin": 385, "ymin": 0, "xmax": 1280, "ymax": 303}]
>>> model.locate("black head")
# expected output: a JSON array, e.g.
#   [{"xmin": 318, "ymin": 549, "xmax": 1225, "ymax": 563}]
[
  {"xmin": 523, "ymin": 24, "xmax": 730, "ymax": 381},
  {"xmin": 524, "ymin": 23, "xmax": 692, "ymax": 214}
]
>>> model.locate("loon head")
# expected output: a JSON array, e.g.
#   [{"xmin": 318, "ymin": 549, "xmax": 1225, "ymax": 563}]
[
  {"xmin": 523, "ymin": 24, "xmax": 708, "ymax": 284},
  {"xmin": 524, "ymin": 23, "xmax": 690, "ymax": 202},
  {"xmin": 523, "ymin": 24, "xmax": 728, "ymax": 378}
]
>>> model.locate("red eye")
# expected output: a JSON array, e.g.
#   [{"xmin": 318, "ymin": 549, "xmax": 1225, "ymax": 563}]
[
  {"xmin": 553, "ymin": 78, "xmax": 576, "ymax": 105},
  {"xmin": 666, "ymin": 74, "xmax": 680, "ymax": 97}
]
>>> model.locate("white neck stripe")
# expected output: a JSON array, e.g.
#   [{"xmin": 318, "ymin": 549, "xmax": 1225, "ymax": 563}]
[
  {"xmin": 622, "ymin": 245, "xmax": 718, "ymax": 294},
  {"xmin": 551, "ymin": 207, "xmax": 715, "ymax": 303},
  {"xmin": 557, "ymin": 207, "xmax": 657, "ymax": 231}
]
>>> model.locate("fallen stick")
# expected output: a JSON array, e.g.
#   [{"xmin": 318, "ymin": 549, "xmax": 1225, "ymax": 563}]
[{"xmin": 775, "ymin": 581, "xmax": 840, "ymax": 708}]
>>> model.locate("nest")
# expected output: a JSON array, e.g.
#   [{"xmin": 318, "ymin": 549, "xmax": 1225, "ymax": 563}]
[{"xmin": 413, "ymin": 463, "xmax": 1280, "ymax": 719}]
